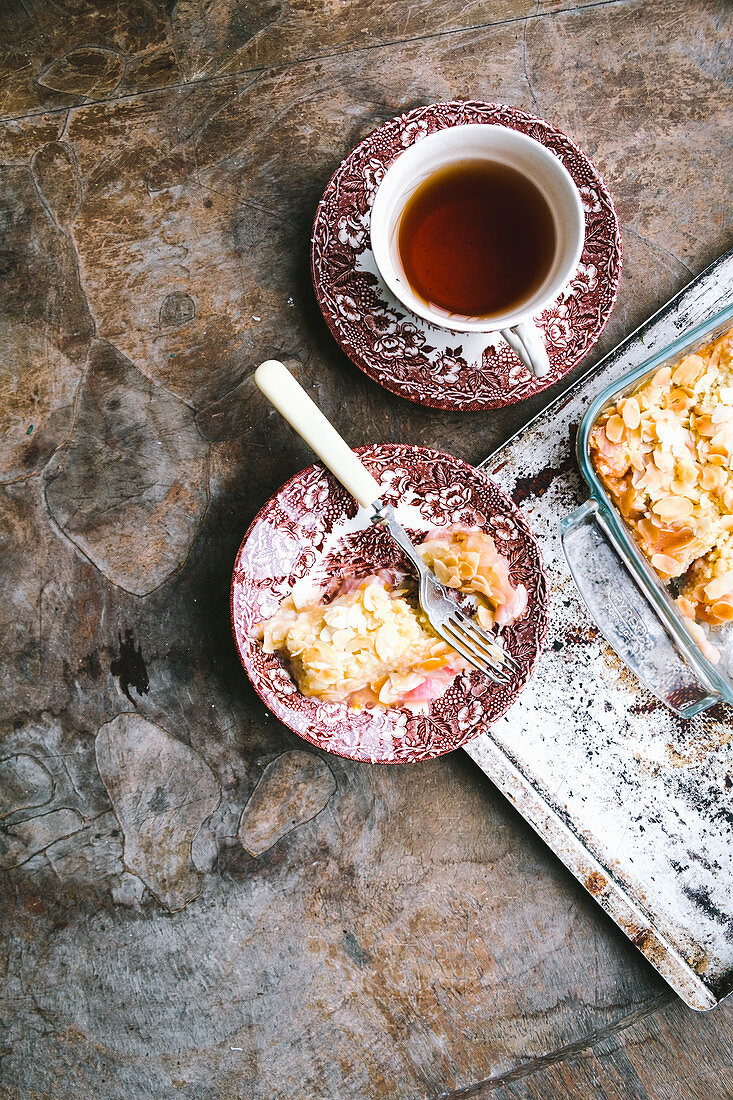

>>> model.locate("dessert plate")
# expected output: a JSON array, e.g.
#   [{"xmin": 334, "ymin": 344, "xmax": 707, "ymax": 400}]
[
  {"xmin": 311, "ymin": 101, "xmax": 622, "ymax": 411},
  {"xmin": 231, "ymin": 444, "xmax": 548, "ymax": 763}
]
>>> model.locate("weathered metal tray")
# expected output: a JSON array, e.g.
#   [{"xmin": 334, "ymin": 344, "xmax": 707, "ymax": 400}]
[{"xmin": 466, "ymin": 248, "xmax": 733, "ymax": 1011}]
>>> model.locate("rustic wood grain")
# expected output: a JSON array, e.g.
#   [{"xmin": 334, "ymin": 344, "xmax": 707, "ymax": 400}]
[
  {"xmin": 237, "ymin": 749, "xmax": 337, "ymax": 856},
  {"xmin": 0, "ymin": 753, "xmax": 54, "ymax": 819},
  {"xmin": 452, "ymin": 996, "xmax": 733, "ymax": 1099},
  {"xmin": 95, "ymin": 713, "xmax": 221, "ymax": 909},
  {"xmin": 0, "ymin": 806, "xmax": 85, "ymax": 871},
  {"xmin": 0, "ymin": 0, "xmax": 605, "ymax": 120},
  {"xmin": 0, "ymin": 158, "xmax": 93, "ymax": 483},
  {"xmin": 43, "ymin": 340, "xmax": 209, "ymax": 596},
  {"xmin": 1, "ymin": 0, "xmax": 732, "ymax": 1096},
  {"xmin": 0, "ymin": 0, "xmax": 177, "ymax": 118}
]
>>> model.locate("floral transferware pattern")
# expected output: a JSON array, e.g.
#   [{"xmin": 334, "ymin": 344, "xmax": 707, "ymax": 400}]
[
  {"xmin": 311, "ymin": 102, "xmax": 622, "ymax": 411},
  {"xmin": 231, "ymin": 445, "xmax": 548, "ymax": 763}
]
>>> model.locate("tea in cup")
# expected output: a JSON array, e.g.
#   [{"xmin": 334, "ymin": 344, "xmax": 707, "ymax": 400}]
[{"xmin": 370, "ymin": 124, "xmax": 585, "ymax": 378}]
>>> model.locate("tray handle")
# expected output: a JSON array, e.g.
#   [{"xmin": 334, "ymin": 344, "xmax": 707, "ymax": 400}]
[{"xmin": 560, "ymin": 500, "xmax": 721, "ymax": 717}]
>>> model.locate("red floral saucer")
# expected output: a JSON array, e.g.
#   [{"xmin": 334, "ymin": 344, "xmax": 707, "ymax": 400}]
[
  {"xmin": 231, "ymin": 444, "xmax": 548, "ymax": 763},
  {"xmin": 311, "ymin": 102, "xmax": 622, "ymax": 411}
]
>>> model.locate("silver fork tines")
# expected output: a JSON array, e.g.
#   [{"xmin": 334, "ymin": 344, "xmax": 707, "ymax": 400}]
[
  {"xmin": 448, "ymin": 609, "xmax": 521, "ymax": 673},
  {"xmin": 440, "ymin": 621, "xmax": 513, "ymax": 685},
  {"xmin": 372, "ymin": 504, "xmax": 518, "ymax": 686}
]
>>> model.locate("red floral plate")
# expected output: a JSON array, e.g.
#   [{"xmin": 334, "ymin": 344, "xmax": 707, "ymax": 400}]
[
  {"xmin": 231, "ymin": 444, "xmax": 548, "ymax": 763},
  {"xmin": 311, "ymin": 101, "xmax": 622, "ymax": 411}
]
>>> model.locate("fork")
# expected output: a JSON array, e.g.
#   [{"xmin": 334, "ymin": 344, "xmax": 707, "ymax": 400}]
[{"xmin": 254, "ymin": 359, "xmax": 519, "ymax": 685}]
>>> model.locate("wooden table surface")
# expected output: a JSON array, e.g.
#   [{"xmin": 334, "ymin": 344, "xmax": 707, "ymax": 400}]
[{"xmin": 1, "ymin": 1, "xmax": 731, "ymax": 1097}]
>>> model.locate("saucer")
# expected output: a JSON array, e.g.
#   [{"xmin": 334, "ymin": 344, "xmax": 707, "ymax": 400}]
[
  {"xmin": 231, "ymin": 444, "xmax": 548, "ymax": 764},
  {"xmin": 311, "ymin": 102, "xmax": 622, "ymax": 411}
]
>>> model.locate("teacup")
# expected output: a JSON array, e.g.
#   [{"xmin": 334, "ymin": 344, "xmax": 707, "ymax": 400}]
[{"xmin": 370, "ymin": 124, "xmax": 585, "ymax": 379}]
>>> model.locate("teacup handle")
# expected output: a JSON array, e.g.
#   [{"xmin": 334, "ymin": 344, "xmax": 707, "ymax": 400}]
[{"xmin": 500, "ymin": 320, "xmax": 551, "ymax": 379}]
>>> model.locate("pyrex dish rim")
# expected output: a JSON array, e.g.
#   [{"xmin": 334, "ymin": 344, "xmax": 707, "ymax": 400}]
[{"xmin": 575, "ymin": 299, "xmax": 733, "ymax": 705}]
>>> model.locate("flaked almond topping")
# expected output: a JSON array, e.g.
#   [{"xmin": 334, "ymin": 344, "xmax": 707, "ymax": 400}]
[
  {"xmin": 672, "ymin": 354, "xmax": 705, "ymax": 386},
  {"xmin": 710, "ymin": 599, "xmax": 733, "ymax": 622},
  {"xmin": 639, "ymin": 465, "xmax": 670, "ymax": 494},
  {"xmin": 669, "ymin": 393, "xmax": 690, "ymax": 415},
  {"xmin": 651, "ymin": 552, "xmax": 682, "ymax": 576},
  {"xmin": 652, "ymin": 449, "xmax": 675, "ymax": 472},
  {"xmin": 605, "ymin": 414, "xmax": 625, "ymax": 443},
  {"xmin": 621, "ymin": 397, "xmax": 641, "ymax": 429},
  {"xmin": 704, "ymin": 573, "xmax": 733, "ymax": 601},
  {"xmin": 700, "ymin": 466, "xmax": 721, "ymax": 490},
  {"xmin": 653, "ymin": 496, "xmax": 693, "ymax": 523},
  {"xmin": 652, "ymin": 366, "xmax": 673, "ymax": 388},
  {"xmin": 670, "ymin": 481, "xmax": 700, "ymax": 502}
]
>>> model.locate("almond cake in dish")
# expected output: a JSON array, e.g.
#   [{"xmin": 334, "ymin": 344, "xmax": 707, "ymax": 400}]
[
  {"xmin": 256, "ymin": 528, "xmax": 527, "ymax": 710},
  {"xmin": 589, "ymin": 325, "xmax": 733, "ymax": 661}
]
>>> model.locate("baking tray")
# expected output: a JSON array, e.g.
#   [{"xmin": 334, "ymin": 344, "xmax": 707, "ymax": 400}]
[{"xmin": 466, "ymin": 247, "xmax": 733, "ymax": 1011}]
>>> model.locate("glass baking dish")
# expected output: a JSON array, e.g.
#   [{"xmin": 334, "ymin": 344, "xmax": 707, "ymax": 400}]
[{"xmin": 561, "ymin": 301, "xmax": 733, "ymax": 717}]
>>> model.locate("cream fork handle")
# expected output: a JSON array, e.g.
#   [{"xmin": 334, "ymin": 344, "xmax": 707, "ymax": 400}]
[{"xmin": 254, "ymin": 360, "xmax": 383, "ymax": 510}]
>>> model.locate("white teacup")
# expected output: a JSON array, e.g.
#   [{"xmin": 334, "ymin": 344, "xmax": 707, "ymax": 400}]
[{"xmin": 370, "ymin": 124, "xmax": 585, "ymax": 379}]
